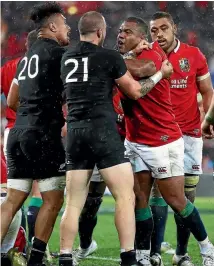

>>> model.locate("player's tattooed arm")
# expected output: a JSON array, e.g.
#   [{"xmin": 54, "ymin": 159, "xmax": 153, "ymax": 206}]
[{"xmin": 138, "ymin": 78, "xmax": 156, "ymax": 97}]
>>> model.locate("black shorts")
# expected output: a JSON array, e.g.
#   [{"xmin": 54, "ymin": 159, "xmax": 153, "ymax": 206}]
[
  {"xmin": 7, "ymin": 128, "xmax": 65, "ymax": 180},
  {"xmin": 66, "ymin": 124, "xmax": 129, "ymax": 170}
]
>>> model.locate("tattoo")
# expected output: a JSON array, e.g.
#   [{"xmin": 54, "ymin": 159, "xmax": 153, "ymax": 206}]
[{"xmin": 139, "ymin": 78, "xmax": 155, "ymax": 97}]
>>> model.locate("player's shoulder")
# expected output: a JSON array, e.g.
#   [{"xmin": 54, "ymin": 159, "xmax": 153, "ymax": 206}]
[
  {"xmin": 179, "ymin": 42, "xmax": 203, "ymax": 56},
  {"xmin": 99, "ymin": 47, "xmax": 123, "ymax": 62},
  {"xmin": 31, "ymin": 38, "xmax": 65, "ymax": 59},
  {"xmin": 138, "ymin": 41, "xmax": 164, "ymax": 61}
]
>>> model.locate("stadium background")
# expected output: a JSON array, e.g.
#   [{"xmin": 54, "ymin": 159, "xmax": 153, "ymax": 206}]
[{"xmin": 1, "ymin": 2, "xmax": 214, "ymax": 265}]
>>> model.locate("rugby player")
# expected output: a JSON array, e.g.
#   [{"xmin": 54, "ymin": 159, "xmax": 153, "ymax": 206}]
[
  {"xmin": 1, "ymin": 2, "xmax": 70, "ymax": 266},
  {"xmin": 74, "ymin": 40, "xmax": 158, "ymax": 264},
  {"xmin": 1, "ymin": 29, "xmax": 40, "ymax": 261},
  {"xmin": 149, "ymin": 12, "xmax": 214, "ymax": 265},
  {"xmin": 117, "ymin": 16, "xmax": 214, "ymax": 266},
  {"xmin": 59, "ymin": 11, "xmax": 172, "ymax": 266}
]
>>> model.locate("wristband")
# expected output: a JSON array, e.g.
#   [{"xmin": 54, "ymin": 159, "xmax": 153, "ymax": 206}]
[
  {"xmin": 205, "ymin": 114, "xmax": 214, "ymax": 124},
  {"xmin": 150, "ymin": 71, "xmax": 163, "ymax": 85}
]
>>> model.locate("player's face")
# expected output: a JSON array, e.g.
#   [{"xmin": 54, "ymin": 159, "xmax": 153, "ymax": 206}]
[
  {"xmin": 150, "ymin": 18, "xmax": 176, "ymax": 52},
  {"xmin": 117, "ymin": 22, "xmax": 143, "ymax": 54},
  {"xmin": 55, "ymin": 14, "xmax": 71, "ymax": 46}
]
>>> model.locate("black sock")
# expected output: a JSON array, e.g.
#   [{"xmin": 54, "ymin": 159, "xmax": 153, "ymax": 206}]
[
  {"xmin": 79, "ymin": 216, "xmax": 97, "ymax": 249},
  {"xmin": 150, "ymin": 197, "xmax": 168, "ymax": 255},
  {"xmin": 27, "ymin": 206, "xmax": 40, "ymax": 243},
  {"xmin": 174, "ymin": 213, "xmax": 191, "ymax": 255},
  {"xmin": 121, "ymin": 250, "xmax": 137, "ymax": 264},
  {"xmin": 179, "ymin": 201, "xmax": 207, "ymax": 242},
  {"xmin": 135, "ymin": 208, "xmax": 154, "ymax": 250},
  {"xmin": 1, "ymin": 254, "xmax": 11, "ymax": 266},
  {"xmin": 79, "ymin": 193, "xmax": 102, "ymax": 249},
  {"xmin": 59, "ymin": 254, "xmax": 73, "ymax": 266},
  {"xmin": 27, "ymin": 237, "xmax": 47, "ymax": 266}
]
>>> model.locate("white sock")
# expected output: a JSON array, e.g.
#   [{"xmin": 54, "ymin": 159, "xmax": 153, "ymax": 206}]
[
  {"xmin": 136, "ymin": 249, "xmax": 150, "ymax": 254},
  {"xmin": 198, "ymin": 237, "xmax": 212, "ymax": 254},
  {"xmin": 120, "ymin": 248, "xmax": 135, "ymax": 253},
  {"xmin": 60, "ymin": 249, "xmax": 72, "ymax": 254}
]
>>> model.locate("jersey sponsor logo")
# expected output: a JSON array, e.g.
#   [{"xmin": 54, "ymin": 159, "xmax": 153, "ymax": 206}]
[
  {"xmin": 160, "ymin": 135, "xmax": 169, "ymax": 142},
  {"xmin": 157, "ymin": 167, "xmax": 167, "ymax": 173},
  {"xmin": 179, "ymin": 58, "xmax": 190, "ymax": 72},
  {"xmin": 192, "ymin": 165, "xmax": 200, "ymax": 170},
  {"xmin": 171, "ymin": 77, "xmax": 188, "ymax": 89}
]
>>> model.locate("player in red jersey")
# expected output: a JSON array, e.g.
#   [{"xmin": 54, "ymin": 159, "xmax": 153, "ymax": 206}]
[
  {"xmin": 1, "ymin": 57, "xmax": 21, "ymax": 157},
  {"xmin": 117, "ymin": 16, "xmax": 214, "ymax": 266},
  {"xmin": 149, "ymin": 12, "xmax": 214, "ymax": 266}
]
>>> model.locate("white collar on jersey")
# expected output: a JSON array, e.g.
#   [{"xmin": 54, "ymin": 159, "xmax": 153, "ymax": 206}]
[{"xmin": 174, "ymin": 39, "xmax": 181, "ymax": 53}]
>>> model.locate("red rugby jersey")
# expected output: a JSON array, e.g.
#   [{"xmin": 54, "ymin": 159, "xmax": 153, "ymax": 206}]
[
  {"xmin": 1, "ymin": 57, "xmax": 21, "ymax": 129},
  {"xmin": 122, "ymin": 41, "xmax": 181, "ymax": 146},
  {"xmin": 168, "ymin": 40, "xmax": 209, "ymax": 137}
]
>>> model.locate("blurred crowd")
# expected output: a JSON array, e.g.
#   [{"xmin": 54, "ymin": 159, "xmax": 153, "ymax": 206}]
[{"xmin": 1, "ymin": 1, "xmax": 214, "ymax": 172}]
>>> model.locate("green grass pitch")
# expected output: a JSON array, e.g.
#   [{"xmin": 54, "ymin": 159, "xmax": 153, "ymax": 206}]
[{"xmin": 29, "ymin": 196, "xmax": 214, "ymax": 266}]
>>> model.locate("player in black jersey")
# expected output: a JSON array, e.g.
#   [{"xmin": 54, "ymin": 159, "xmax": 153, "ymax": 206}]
[
  {"xmin": 1, "ymin": 3, "xmax": 70, "ymax": 266},
  {"xmin": 59, "ymin": 11, "xmax": 172, "ymax": 266}
]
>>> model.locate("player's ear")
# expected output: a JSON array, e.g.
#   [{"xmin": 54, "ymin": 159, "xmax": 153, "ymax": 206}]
[
  {"xmin": 49, "ymin": 22, "xmax": 57, "ymax": 33},
  {"xmin": 97, "ymin": 29, "xmax": 102, "ymax": 39}
]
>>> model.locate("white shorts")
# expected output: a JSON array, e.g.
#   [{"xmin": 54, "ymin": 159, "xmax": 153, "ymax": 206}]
[
  {"xmin": 90, "ymin": 166, "xmax": 104, "ymax": 182},
  {"xmin": 7, "ymin": 176, "xmax": 65, "ymax": 193},
  {"xmin": 3, "ymin": 127, "xmax": 10, "ymax": 160},
  {"xmin": 124, "ymin": 138, "xmax": 184, "ymax": 179},
  {"xmin": 1, "ymin": 194, "xmax": 22, "ymax": 253},
  {"xmin": 183, "ymin": 135, "xmax": 203, "ymax": 174}
]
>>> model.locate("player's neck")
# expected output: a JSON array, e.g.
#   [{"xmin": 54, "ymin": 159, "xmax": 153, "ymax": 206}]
[
  {"xmin": 38, "ymin": 31, "xmax": 60, "ymax": 45},
  {"xmin": 80, "ymin": 36, "xmax": 99, "ymax": 46},
  {"xmin": 165, "ymin": 38, "xmax": 178, "ymax": 54}
]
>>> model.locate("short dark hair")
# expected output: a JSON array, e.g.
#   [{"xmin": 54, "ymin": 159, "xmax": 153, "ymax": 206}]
[
  {"xmin": 78, "ymin": 11, "xmax": 105, "ymax": 35},
  {"xmin": 29, "ymin": 2, "xmax": 63, "ymax": 29},
  {"xmin": 27, "ymin": 30, "xmax": 38, "ymax": 49},
  {"xmin": 125, "ymin": 17, "xmax": 149, "ymax": 38},
  {"xmin": 151, "ymin": 12, "xmax": 174, "ymax": 25}
]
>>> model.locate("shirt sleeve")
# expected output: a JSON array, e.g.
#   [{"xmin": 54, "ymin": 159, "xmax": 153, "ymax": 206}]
[
  {"xmin": 195, "ymin": 48, "xmax": 209, "ymax": 81},
  {"xmin": 110, "ymin": 51, "xmax": 127, "ymax": 80}
]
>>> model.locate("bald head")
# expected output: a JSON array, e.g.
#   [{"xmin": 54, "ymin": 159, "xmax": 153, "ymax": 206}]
[{"xmin": 78, "ymin": 11, "xmax": 106, "ymax": 36}]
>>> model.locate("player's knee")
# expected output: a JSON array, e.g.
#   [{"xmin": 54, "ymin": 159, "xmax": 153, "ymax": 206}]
[
  {"xmin": 43, "ymin": 193, "xmax": 64, "ymax": 213},
  {"xmin": 2, "ymin": 196, "xmax": 21, "ymax": 217},
  {"xmin": 81, "ymin": 192, "xmax": 103, "ymax": 219},
  {"xmin": 184, "ymin": 175, "xmax": 199, "ymax": 193}
]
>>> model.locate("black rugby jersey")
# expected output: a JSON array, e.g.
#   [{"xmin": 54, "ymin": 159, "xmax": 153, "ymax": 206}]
[
  {"xmin": 61, "ymin": 41, "xmax": 127, "ymax": 127},
  {"xmin": 15, "ymin": 38, "xmax": 65, "ymax": 129}
]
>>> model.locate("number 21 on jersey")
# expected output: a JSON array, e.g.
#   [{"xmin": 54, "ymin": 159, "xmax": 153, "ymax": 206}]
[{"xmin": 65, "ymin": 57, "xmax": 88, "ymax": 83}]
